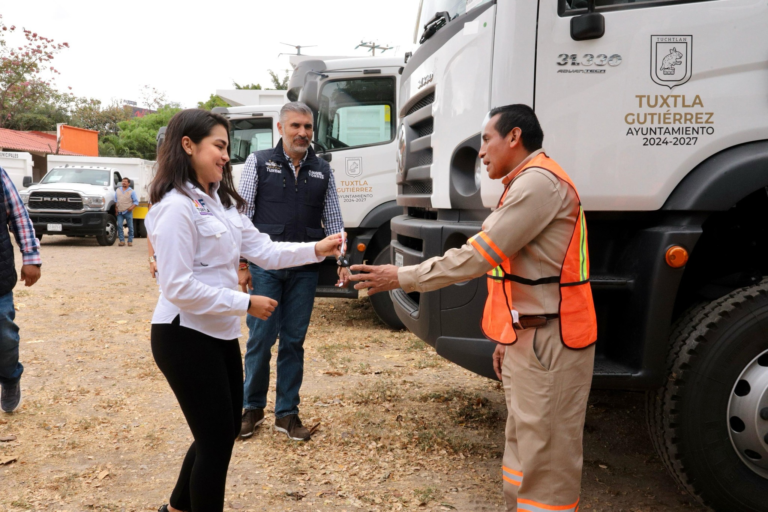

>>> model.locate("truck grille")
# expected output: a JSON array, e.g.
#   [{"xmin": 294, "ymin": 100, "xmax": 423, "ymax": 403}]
[
  {"xmin": 29, "ymin": 192, "xmax": 82, "ymax": 211},
  {"xmin": 405, "ymin": 92, "xmax": 434, "ymax": 116},
  {"xmin": 400, "ymin": 181, "xmax": 433, "ymax": 195},
  {"xmin": 30, "ymin": 216, "xmax": 83, "ymax": 225}
]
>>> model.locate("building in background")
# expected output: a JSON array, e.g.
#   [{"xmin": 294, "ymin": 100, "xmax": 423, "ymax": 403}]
[{"xmin": 0, "ymin": 126, "xmax": 96, "ymax": 181}]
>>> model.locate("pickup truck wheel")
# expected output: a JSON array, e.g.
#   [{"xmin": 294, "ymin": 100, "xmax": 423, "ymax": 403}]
[
  {"xmin": 646, "ymin": 281, "xmax": 768, "ymax": 511},
  {"xmin": 368, "ymin": 246, "xmax": 405, "ymax": 330},
  {"xmin": 97, "ymin": 215, "xmax": 118, "ymax": 246}
]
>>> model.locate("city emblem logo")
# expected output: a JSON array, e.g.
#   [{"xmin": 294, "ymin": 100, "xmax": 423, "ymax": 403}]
[
  {"xmin": 651, "ymin": 35, "xmax": 692, "ymax": 89},
  {"xmin": 345, "ymin": 157, "xmax": 363, "ymax": 178}
]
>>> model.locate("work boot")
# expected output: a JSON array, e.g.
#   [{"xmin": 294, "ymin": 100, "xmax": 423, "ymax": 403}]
[
  {"xmin": 118, "ymin": 241, "xmax": 125, "ymax": 247},
  {"xmin": 240, "ymin": 408, "xmax": 265, "ymax": 438},
  {"xmin": 127, "ymin": 242, "xmax": 133, "ymax": 247},
  {"xmin": 274, "ymin": 414, "xmax": 311, "ymax": 441},
  {"xmin": 1, "ymin": 380, "xmax": 22, "ymax": 413}
]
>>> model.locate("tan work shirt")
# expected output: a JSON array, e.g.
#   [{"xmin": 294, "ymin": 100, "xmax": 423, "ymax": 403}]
[{"xmin": 397, "ymin": 149, "xmax": 580, "ymax": 316}]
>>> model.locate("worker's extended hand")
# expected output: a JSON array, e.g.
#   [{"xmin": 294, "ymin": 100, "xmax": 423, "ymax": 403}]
[
  {"xmin": 149, "ymin": 261, "xmax": 157, "ymax": 278},
  {"xmin": 20, "ymin": 265, "xmax": 41, "ymax": 287},
  {"xmin": 248, "ymin": 295, "xmax": 277, "ymax": 320},
  {"xmin": 493, "ymin": 343, "xmax": 506, "ymax": 381},
  {"xmin": 348, "ymin": 264, "xmax": 400, "ymax": 295},
  {"xmin": 238, "ymin": 267, "xmax": 252, "ymax": 293},
  {"xmin": 315, "ymin": 233, "xmax": 344, "ymax": 258}
]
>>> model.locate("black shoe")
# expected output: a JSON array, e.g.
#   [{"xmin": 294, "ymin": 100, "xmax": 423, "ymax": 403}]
[
  {"xmin": 274, "ymin": 414, "xmax": 311, "ymax": 441},
  {"xmin": 240, "ymin": 408, "xmax": 265, "ymax": 438},
  {"xmin": 158, "ymin": 506, "xmax": 168, "ymax": 512},
  {"xmin": 1, "ymin": 380, "xmax": 21, "ymax": 413}
]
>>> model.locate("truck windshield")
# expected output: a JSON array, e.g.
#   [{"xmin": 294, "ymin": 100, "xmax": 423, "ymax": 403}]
[
  {"xmin": 229, "ymin": 118, "xmax": 274, "ymax": 164},
  {"xmin": 41, "ymin": 169, "xmax": 111, "ymax": 186},
  {"xmin": 315, "ymin": 77, "xmax": 395, "ymax": 151},
  {"xmin": 417, "ymin": 0, "xmax": 493, "ymax": 43}
]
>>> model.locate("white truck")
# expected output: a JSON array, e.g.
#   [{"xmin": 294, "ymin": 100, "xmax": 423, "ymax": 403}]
[
  {"xmin": 213, "ymin": 56, "xmax": 405, "ymax": 328},
  {"xmin": 20, "ymin": 156, "xmax": 154, "ymax": 245},
  {"xmin": 391, "ymin": 1, "xmax": 768, "ymax": 510},
  {"xmin": 0, "ymin": 152, "xmax": 33, "ymax": 192}
]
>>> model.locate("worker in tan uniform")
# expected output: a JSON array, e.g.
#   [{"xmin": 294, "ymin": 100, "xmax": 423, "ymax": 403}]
[{"xmin": 350, "ymin": 104, "xmax": 597, "ymax": 512}]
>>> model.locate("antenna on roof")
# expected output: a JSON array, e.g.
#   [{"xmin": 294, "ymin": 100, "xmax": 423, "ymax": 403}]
[
  {"xmin": 355, "ymin": 41, "xmax": 393, "ymax": 56},
  {"xmin": 278, "ymin": 43, "xmax": 317, "ymax": 57}
]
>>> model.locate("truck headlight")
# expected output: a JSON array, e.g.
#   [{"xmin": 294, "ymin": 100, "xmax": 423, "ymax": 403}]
[
  {"xmin": 19, "ymin": 192, "xmax": 29, "ymax": 205},
  {"xmin": 83, "ymin": 196, "xmax": 105, "ymax": 209}
]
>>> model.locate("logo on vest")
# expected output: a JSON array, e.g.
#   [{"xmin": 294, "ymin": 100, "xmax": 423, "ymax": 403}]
[
  {"xmin": 308, "ymin": 171, "xmax": 324, "ymax": 180},
  {"xmin": 266, "ymin": 160, "xmax": 282, "ymax": 174}
]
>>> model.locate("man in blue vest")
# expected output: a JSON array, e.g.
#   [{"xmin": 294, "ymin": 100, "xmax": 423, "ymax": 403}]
[
  {"xmin": 238, "ymin": 102, "xmax": 347, "ymax": 441},
  {"xmin": 0, "ymin": 167, "xmax": 42, "ymax": 413}
]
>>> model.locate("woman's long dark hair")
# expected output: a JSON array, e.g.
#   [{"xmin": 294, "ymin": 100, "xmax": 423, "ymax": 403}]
[{"xmin": 150, "ymin": 109, "xmax": 245, "ymax": 210}]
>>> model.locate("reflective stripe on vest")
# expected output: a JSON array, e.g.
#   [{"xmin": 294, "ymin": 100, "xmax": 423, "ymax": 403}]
[{"xmin": 475, "ymin": 153, "xmax": 597, "ymax": 349}]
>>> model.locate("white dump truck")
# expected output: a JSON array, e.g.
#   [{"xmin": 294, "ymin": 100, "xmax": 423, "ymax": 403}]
[
  {"xmin": 391, "ymin": 1, "xmax": 768, "ymax": 509},
  {"xmin": 213, "ymin": 56, "xmax": 406, "ymax": 328}
]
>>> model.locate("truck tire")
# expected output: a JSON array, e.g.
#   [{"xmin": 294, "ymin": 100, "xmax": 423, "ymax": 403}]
[
  {"xmin": 646, "ymin": 281, "xmax": 768, "ymax": 511},
  {"xmin": 97, "ymin": 215, "xmax": 118, "ymax": 246},
  {"xmin": 369, "ymin": 246, "xmax": 405, "ymax": 330}
]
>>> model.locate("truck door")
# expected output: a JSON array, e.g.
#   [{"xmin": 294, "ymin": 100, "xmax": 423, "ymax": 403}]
[
  {"xmin": 313, "ymin": 75, "xmax": 398, "ymax": 228},
  {"xmin": 535, "ymin": 0, "xmax": 768, "ymax": 211}
]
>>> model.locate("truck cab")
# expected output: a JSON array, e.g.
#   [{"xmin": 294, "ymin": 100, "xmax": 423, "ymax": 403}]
[
  {"xmin": 392, "ymin": 1, "xmax": 768, "ymax": 509},
  {"xmin": 20, "ymin": 165, "xmax": 122, "ymax": 246}
]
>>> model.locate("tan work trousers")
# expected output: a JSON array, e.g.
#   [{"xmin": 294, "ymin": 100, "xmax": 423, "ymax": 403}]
[{"xmin": 501, "ymin": 320, "xmax": 595, "ymax": 512}]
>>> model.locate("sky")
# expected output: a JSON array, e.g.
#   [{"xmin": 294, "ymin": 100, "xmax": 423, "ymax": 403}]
[{"xmin": 2, "ymin": 0, "xmax": 422, "ymax": 109}]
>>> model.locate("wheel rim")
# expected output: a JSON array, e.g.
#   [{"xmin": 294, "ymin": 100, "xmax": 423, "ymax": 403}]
[
  {"xmin": 105, "ymin": 223, "xmax": 116, "ymax": 240},
  {"xmin": 727, "ymin": 349, "xmax": 768, "ymax": 479}
]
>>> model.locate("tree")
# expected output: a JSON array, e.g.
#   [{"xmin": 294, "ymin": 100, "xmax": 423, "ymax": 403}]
[
  {"xmin": 70, "ymin": 99, "xmax": 131, "ymax": 138},
  {"xmin": 140, "ymin": 85, "xmax": 168, "ymax": 111},
  {"xmin": 234, "ymin": 81, "xmax": 261, "ymax": 90},
  {"xmin": 267, "ymin": 69, "xmax": 289, "ymax": 90},
  {"xmin": 197, "ymin": 94, "xmax": 228, "ymax": 110},
  {"xmin": 0, "ymin": 15, "xmax": 69, "ymax": 128},
  {"xmin": 105, "ymin": 105, "xmax": 181, "ymax": 160}
]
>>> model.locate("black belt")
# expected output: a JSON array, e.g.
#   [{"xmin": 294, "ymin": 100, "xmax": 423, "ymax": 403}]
[{"xmin": 515, "ymin": 314, "xmax": 559, "ymax": 330}]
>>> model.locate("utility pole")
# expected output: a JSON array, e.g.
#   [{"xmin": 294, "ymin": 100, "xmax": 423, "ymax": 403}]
[{"xmin": 355, "ymin": 41, "xmax": 393, "ymax": 56}]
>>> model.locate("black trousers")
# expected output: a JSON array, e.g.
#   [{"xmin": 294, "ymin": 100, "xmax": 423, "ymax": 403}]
[{"xmin": 151, "ymin": 317, "xmax": 243, "ymax": 512}]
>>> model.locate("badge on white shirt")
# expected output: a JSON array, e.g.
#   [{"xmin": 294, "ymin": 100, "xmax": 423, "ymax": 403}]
[{"xmin": 192, "ymin": 197, "xmax": 213, "ymax": 216}]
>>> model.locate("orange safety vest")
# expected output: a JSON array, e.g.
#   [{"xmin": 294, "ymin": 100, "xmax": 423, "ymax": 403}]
[{"xmin": 469, "ymin": 153, "xmax": 597, "ymax": 349}]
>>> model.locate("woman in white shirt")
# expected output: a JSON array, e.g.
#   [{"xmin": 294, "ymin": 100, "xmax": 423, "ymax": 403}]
[{"xmin": 146, "ymin": 109, "xmax": 341, "ymax": 512}]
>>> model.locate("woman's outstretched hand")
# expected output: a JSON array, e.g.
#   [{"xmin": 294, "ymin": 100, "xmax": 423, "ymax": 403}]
[
  {"xmin": 315, "ymin": 232, "xmax": 344, "ymax": 258},
  {"xmin": 248, "ymin": 295, "xmax": 277, "ymax": 320}
]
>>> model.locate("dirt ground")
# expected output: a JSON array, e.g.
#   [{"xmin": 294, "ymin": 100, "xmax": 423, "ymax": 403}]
[{"xmin": 0, "ymin": 236, "xmax": 707, "ymax": 511}]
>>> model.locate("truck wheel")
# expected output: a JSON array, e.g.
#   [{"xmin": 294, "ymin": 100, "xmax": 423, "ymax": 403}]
[
  {"xmin": 368, "ymin": 246, "xmax": 405, "ymax": 330},
  {"xmin": 646, "ymin": 281, "xmax": 768, "ymax": 511},
  {"xmin": 97, "ymin": 215, "xmax": 118, "ymax": 246}
]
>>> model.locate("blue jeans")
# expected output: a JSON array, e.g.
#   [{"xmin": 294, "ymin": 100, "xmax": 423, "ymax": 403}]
[
  {"xmin": 0, "ymin": 291, "xmax": 22, "ymax": 386},
  {"xmin": 243, "ymin": 264, "xmax": 318, "ymax": 418},
  {"xmin": 117, "ymin": 210, "xmax": 134, "ymax": 242}
]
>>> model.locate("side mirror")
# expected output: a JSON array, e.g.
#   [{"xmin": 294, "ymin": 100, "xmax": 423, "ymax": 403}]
[
  {"xmin": 129, "ymin": 179, "xmax": 135, "ymax": 189},
  {"xmin": 300, "ymin": 79, "xmax": 321, "ymax": 113},
  {"xmin": 319, "ymin": 152, "xmax": 332, "ymax": 163},
  {"xmin": 571, "ymin": 0, "xmax": 604, "ymax": 41},
  {"xmin": 22, "ymin": 176, "xmax": 32, "ymax": 188}
]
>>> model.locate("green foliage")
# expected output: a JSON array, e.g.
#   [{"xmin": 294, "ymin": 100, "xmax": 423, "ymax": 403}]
[
  {"xmin": 233, "ymin": 81, "xmax": 262, "ymax": 90},
  {"xmin": 197, "ymin": 94, "xmax": 229, "ymax": 110},
  {"xmin": 70, "ymin": 99, "xmax": 131, "ymax": 137},
  {"xmin": 267, "ymin": 69, "xmax": 290, "ymax": 90},
  {"xmin": 106, "ymin": 105, "xmax": 181, "ymax": 160}
]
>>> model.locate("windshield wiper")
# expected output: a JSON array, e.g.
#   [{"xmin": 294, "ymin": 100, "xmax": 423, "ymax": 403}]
[{"xmin": 419, "ymin": 11, "xmax": 451, "ymax": 44}]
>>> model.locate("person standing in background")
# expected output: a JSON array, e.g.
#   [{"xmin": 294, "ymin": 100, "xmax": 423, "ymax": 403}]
[
  {"xmin": 115, "ymin": 177, "xmax": 138, "ymax": 247},
  {"xmin": 237, "ymin": 102, "xmax": 348, "ymax": 442},
  {"xmin": 0, "ymin": 166, "xmax": 41, "ymax": 413}
]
